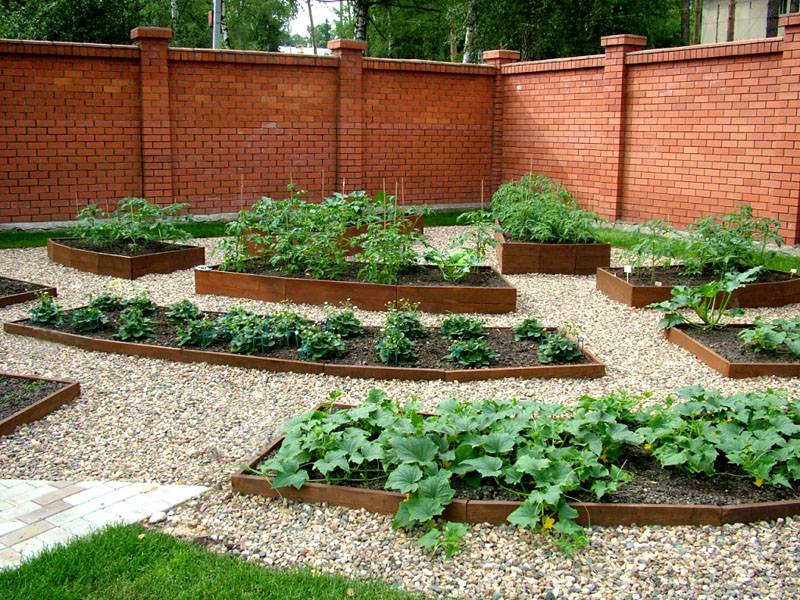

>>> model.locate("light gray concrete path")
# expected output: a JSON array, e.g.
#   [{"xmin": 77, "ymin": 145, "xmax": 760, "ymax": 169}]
[{"xmin": 0, "ymin": 478, "xmax": 206, "ymax": 570}]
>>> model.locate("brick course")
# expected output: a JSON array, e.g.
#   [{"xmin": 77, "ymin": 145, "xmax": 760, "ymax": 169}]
[{"xmin": 3, "ymin": 25, "xmax": 800, "ymax": 241}]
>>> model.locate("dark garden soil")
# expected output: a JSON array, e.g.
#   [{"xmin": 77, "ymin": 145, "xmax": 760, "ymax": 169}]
[
  {"xmin": 256, "ymin": 444, "xmax": 797, "ymax": 507},
  {"xmin": 43, "ymin": 307, "xmax": 584, "ymax": 369},
  {"xmin": 223, "ymin": 263, "xmax": 510, "ymax": 289},
  {"xmin": 605, "ymin": 266, "xmax": 792, "ymax": 287},
  {"xmin": 58, "ymin": 238, "xmax": 189, "ymax": 257},
  {"xmin": 0, "ymin": 375, "xmax": 63, "ymax": 421},
  {"xmin": 683, "ymin": 326, "xmax": 800, "ymax": 364},
  {"xmin": 0, "ymin": 276, "xmax": 46, "ymax": 298}
]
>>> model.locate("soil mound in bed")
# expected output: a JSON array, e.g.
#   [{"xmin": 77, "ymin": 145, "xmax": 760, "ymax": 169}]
[
  {"xmin": 58, "ymin": 239, "xmax": 189, "ymax": 257},
  {"xmin": 0, "ymin": 375, "xmax": 63, "ymax": 421}
]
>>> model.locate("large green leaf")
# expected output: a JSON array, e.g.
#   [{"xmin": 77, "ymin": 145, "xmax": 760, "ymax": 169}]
[
  {"xmin": 271, "ymin": 468, "xmax": 309, "ymax": 490},
  {"xmin": 385, "ymin": 464, "xmax": 423, "ymax": 494},
  {"xmin": 476, "ymin": 432, "xmax": 515, "ymax": 454},
  {"xmin": 507, "ymin": 499, "xmax": 542, "ymax": 529},
  {"xmin": 458, "ymin": 456, "xmax": 503, "ymax": 478},
  {"xmin": 417, "ymin": 471, "xmax": 455, "ymax": 506},
  {"xmin": 392, "ymin": 437, "xmax": 438, "ymax": 465}
]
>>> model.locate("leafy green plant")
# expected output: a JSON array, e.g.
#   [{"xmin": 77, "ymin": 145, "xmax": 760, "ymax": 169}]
[
  {"xmin": 356, "ymin": 214, "xmax": 421, "ymax": 284},
  {"xmin": 114, "ymin": 307, "xmax": 154, "ymax": 341},
  {"xmin": 739, "ymin": 317, "xmax": 800, "ymax": 357},
  {"xmin": 298, "ymin": 325, "xmax": 346, "ymax": 361},
  {"xmin": 423, "ymin": 211, "xmax": 497, "ymax": 283},
  {"xmin": 537, "ymin": 331, "xmax": 583, "ymax": 364},
  {"xmin": 88, "ymin": 292, "xmax": 122, "ymax": 312},
  {"xmin": 215, "ymin": 216, "xmax": 258, "ymax": 273},
  {"xmin": 385, "ymin": 302, "xmax": 427, "ymax": 339},
  {"xmin": 492, "ymin": 174, "xmax": 600, "ymax": 243},
  {"xmin": 636, "ymin": 386, "xmax": 800, "ymax": 487},
  {"xmin": 624, "ymin": 219, "xmax": 677, "ymax": 284},
  {"xmin": 684, "ymin": 206, "xmax": 782, "ymax": 276},
  {"xmin": 229, "ymin": 316, "xmax": 279, "ymax": 355},
  {"xmin": 324, "ymin": 306, "xmax": 363, "ymax": 338},
  {"xmin": 120, "ymin": 292, "xmax": 156, "ymax": 316},
  {"xmin": 259, "ymin": 388, "xmax": 643, "ymax": 554},
  {"xmin": 271, "ymin": 305, "xmax": 310, "ymax": 348},
  {"xmin": 440, "ymin": 315, "xmax": 486, "ymax": 340},
  {"xmin": 73, "ymin": 197, "xmax": 193, "ymax": 251},
  {"xmin": 376, "ymin": 326, "xmax": 418, "ymax": 366},
  {"xmin": 69, "ymin": 306, "xmax": 109, "ymax": 333},
  {"xmin": 28, "ymin": 293, "xmax": 62, "ymax": 325},
  {"xmin": 215, "ymin": 306, "xmax": 260, "ymax": 342},
  {"xmin": 418, "ymin": 522, "xmax": 469, "ymax": 559},
  {"xmin": 165, "ymin": 299, "xmax": 202, "ymax": 324},
  {"xmin": 650, "ymin": 267, "xmax": 761, "ymax": 330},
  {"xmin": 176, "ymin": 317, "xmax": 218, "ymax": 349},
  {"xmin": 514, "ymin": 317, "xmax": 546, "ymax": 342},
  {"xmin": 444, "ymin": 338, "xmax": 497, "ymax": 368}
]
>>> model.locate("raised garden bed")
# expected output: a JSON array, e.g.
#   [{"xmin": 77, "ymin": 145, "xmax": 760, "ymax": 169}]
[
  {"xmin": 4, "ymin": 311, "xmax": 603, "ymax": 381},
  {"xmin": 232, "ymin": 404, "xmax": 800, "ymax": 528},
  {"xmin": 665, "ymin": 324, "xmax": 800, "ymax": 378},
  {"xmin": 494, "ymin": 230, "xmax": 610, "ymax": 275},
  {"xmin": 48, "ymin": 238, "xmax": 205, "ymax": 280},
  {"xmin": 596, "ymin": 266, "xmax": 800, "ymax": 308},
  {"xmin": 195, "ymin": 264, "xmax": 516, "ymax": 314},
  {"xmin": 0, "ymin": 276, "xmax": 56, "ymax": 308},
  {"xmin": 0, "ymin": 372, "xmax": 80, "ymax": 436}
]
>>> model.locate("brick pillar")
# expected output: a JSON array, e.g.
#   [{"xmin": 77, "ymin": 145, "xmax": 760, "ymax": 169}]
[
  {"xmin": 600, "ymin": 34, "xmax": 646, "ymax": 221},
  {"xmin": 779, "ymin": 15, "xmax": 800, "ymax": 243},
  {"xmin": 328, "ymin": 39, "xmax": 368, "ymax": 192},
  {"xmin": 131, "ymin": 27, "xmax": 173, "ymax": 204},
  {"xmin": 484, "ymin": 50, "xmax": 520, "ymax": 198}
]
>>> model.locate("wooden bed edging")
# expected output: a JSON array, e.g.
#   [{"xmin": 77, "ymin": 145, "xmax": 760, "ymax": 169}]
[
  {"xmin": 494, "ymin": 230, "xmax": 611, "ymax": 275},
  {"xmin": 596, "ymin": 267, "xmax": 800, "ymax": 309},
  {"xmin": 0, "ymin": 281, "xmax": 56, "ymax": 308},
  {"xmin": 48, "ymin": 238, "xmax": 205, "ymax": 280},
  {"xmin": 231, "ymin": 431, "xmax": 800, "ymax": 527},
  {"xmin": 194, "ymin": 266, "xmax": 517, "ymax": 314},
  {"xmin": 3, "ymin": 320, "xmax": 605, "ymax": 382},
  {"xmin": 0, "ymin": 372, "xmax": 80, "ymax": 436},
  {"xmin": 666, "ymin": 325, "xmax": 800, "ymax": 378}
]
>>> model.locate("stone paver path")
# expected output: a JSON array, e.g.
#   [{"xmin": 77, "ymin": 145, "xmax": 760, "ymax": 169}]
[{"xmin": 0, "ymin": 479, "xmax": 206, "ymax": 570}]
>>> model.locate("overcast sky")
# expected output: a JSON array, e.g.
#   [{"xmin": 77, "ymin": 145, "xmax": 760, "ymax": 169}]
[{"xmin": 289, "ymin": 1, "xmax": 339, "ymax": 36}]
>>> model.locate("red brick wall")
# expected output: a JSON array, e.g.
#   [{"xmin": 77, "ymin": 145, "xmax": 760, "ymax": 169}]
[
  {"xmin": 361, "ymin": 60, "xmax": 495, "ymax": 206},
  {"xmin": 168, "ymin": 51, "xmax": 338, "ymax": 212},
  {"xmin": 4, "ymin": 26, "xmax": 800, "ymax": 242},
  {"xmin": 622, "ymin": 46, "xmax": 788, "ymax": 228},
  {"xmin": 500, "ymin": 57, "xmax": 609, "ymax": 215},
  {"xmin": 0, "ymin": 42, "xmax": 141, "ymax": 222}
]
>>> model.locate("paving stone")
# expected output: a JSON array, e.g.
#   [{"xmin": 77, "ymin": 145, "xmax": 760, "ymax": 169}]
[
  {"xmin": 32, "ymin": 484, "xmax": 84, "ymax": 507},
  {"xmin": 19, "ymin": 500, "xmax": 71, "ymax": 524},
  {"xmin": 0, "ymin": 521, "xmax": 53, "ymax": 546}
]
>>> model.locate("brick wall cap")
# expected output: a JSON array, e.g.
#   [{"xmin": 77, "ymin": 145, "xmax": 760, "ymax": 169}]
[
  {"xmin": 130, "ymin": 27, "xmax": 173, "ymax": 41},
  {"xmin": 779, "ymin": 13, "xmax": 800, "ymax": 28},
  {"xmin": 483, "ymin": 49, "xmax": 521, "ymax": 61},
  {"xmin": 600, "ymin": 34, "xmax": 647, "ymax": 48},
  {"xmin": 327, "ymin": 39, "xmax": 368, "ymax": 51}
]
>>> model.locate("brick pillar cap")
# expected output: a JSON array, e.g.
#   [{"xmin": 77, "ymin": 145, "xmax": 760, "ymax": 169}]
[
  {"xmin": 130, "ymin": 27, "xmax": 173, "ymax": 41},
  {"xmin": 779, "ymin": 14, "xmax": 800, "ymax": 28},
  {"xmin": 327, "ymin": 39, "xmax": 368, "ymax": 52},
  {"xmin": 483, "ymin": 49, "xmax": 521, "ymax": 61},
  {"xmin": 600, "ymin": 34, "xmax": 647, "ymax": 48}
]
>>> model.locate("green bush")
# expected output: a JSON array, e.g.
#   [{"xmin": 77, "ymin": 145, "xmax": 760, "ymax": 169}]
[
  {"xmin": 298, "ymin": 325, "xmax": 346, "ymax": 361},
  {"xmin": 739, "ymin": 316, "xmax": 800, "ymax": 357},
  {"xmin": 444, "ymin": 338, "xmax": 497, "ymax": 368},
  {"xmin": 88, "ymin": 292, "xmax": 123, "ymax": 312},
  {"xmin": 165, "ymin": 299, "xmax": 202, "ymax": 324},
  {"xmin": 114, "ymin": 307, "xmax": 154, "ymax": 341},
  {"xmin": 385, "ymin": 302, "xmax": 427, "ymax": 339},
  {"xmin": 324, "ymin": 307, "xmax": 363, "ymax": 338},
  {"xmin": 537, "ymin": 332, "xmax": 583, "ymax": 364},
  {"xmin": 514, "ymin": 317, "xmax": 546, "ymax": 342},
  {"xmin": 69, "ymin": 306, "xmax": 109, "ymax": 333},
  {"xmin": 492, "ymin": 175, "xmax": 600, "ymax": 243},
  {"xmin": 176, "ymin": 317, "xmax": 218, "ymax": 349},
  {"xmin": 376, "ymin": 326, "xmax": 417, "ymax": 366},
  {"xmin": 440, "ymin": 315, "xmax": 486, "ymax": 340},
  {"xmin": 28, "ymin": 293, "xmax": 62, "ymax": 325},
  {"xmin": 73, "ymin": 197, "xmax": 193, "ymax": 250},
  {"xmin": 271, "ymin": 306, "xmax": 310, "ymax": 348}
]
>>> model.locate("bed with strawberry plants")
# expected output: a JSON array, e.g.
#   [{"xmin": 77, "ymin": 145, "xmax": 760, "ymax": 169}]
[
  {"xmin": 491, "ymin": 175, "xmax": 611, "ymax": 275},
  {"xmin": 0, "ymin": 371, "xmax": 80, "ymax": 436},
  {"xmin": 49, "ymin": 197, "xmax": 205, "ymax": 279},
  {"xmin": 597, "ymin": 208, "xmax": 800, "ymax": 308},
  {"xmin": 232, "ymin": 386, "xmax": 800, "ymax": 556},
  {"xmin": 0, "ymin": 275, "xmax": 56, "ymax": 308},
  {"xmin": 199, "ymin": 197, "xmax": 514, "ymax": 313},
  {"xmin": 4, "ymin": 296, "xmax": 603, "ymax": 382}
]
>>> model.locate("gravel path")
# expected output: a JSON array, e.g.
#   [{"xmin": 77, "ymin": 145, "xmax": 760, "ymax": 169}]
[{"xmin": 1, "ymin": 228, "xmax": 799, "ymax": 598}]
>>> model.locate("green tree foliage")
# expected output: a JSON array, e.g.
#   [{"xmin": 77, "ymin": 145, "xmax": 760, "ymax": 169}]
[{"xmin": 0, "ymin": 0, "xmax": 297, "ymax": 50}]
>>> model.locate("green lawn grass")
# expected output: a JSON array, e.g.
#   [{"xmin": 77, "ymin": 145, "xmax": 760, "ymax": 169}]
[{"xmin": 0, "ymin": 524, "xmax": 424, "ymax": 600}]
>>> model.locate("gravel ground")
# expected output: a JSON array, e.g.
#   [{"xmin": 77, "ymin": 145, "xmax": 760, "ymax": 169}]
[{"xmin": 1, "ymin": 227, "xmax": 799, "ymax": 599}]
